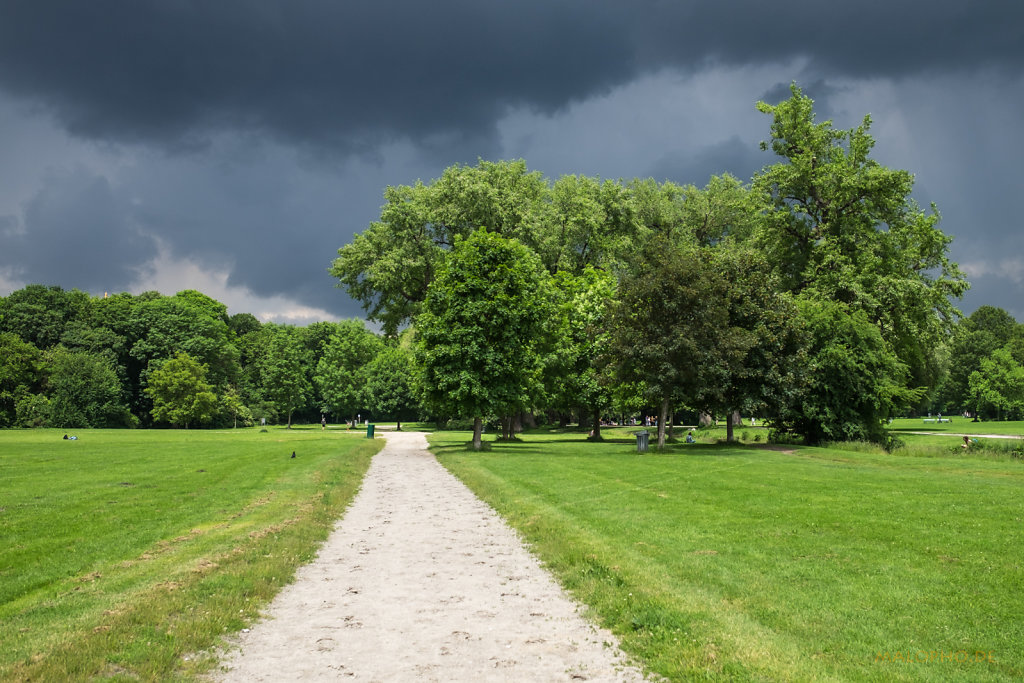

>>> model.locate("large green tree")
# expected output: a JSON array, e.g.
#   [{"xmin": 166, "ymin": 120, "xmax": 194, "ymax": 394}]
[
  {"xmin": 332, "ymin": 159, "xmax": 548, "ymax": 335},
  {"xmin": 936, "ymin": 306, "xmax": 1022, "ymax": 415},
  {"xmin": 417, "ymin": 229, "xmax": 557, "ymax": 449},
  {"xmin": 610, "ymin": 240, "xmax": 745, "ymax": 448},
  {"xmin": 363, "ymin": 341, "xmax": 418, "ymax": 430},
  {"xmin": 968, "ymin": 348, "xmax": 1024, "ymax": 420},
  {"xmin": 46, "ymin": 347, "xmax": 132, "ymax": 428},
  {"xmin": 776, "ymin": 301, "xmax": 917, "ymax": 445},
  {"xmin": 691, "ymin": 248, "xmax": 804, "ymax": 442},
  {"xmin": 256, "ymin": 326, "xmax": 312, "ymax": 428},
  {"xmin": 145, "ymin": 352, "xmax": 218, "ymax": 428},
  {"xmin": 753, "ymin": 84, "xmax": 967, "ymax": 442},
  {"xmin": 314, "ymin": 320, "xmax": 383, "ymax": 425},
  {"xmin": 547, "ymin": 267, "xmax": 617, "ymax": 438}
]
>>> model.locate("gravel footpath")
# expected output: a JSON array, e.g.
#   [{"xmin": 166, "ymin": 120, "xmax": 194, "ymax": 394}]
[{"xmin": 215, "ymin": 431, "xmax": 648, "ymax": 682}]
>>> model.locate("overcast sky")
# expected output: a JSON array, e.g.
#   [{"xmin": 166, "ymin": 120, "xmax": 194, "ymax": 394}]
[{"xmin": 1, "ymin": 1, "xmax": 1022, "ymax": 324}]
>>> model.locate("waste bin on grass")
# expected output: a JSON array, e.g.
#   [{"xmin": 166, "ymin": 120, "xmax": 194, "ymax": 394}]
[
  {"xmin": 635, "ymin": 430, "xmax": 649, "ymax": 453},
  {"xmin": 366, "ymin": 423, "xmax": 375, "ymax": 438}
]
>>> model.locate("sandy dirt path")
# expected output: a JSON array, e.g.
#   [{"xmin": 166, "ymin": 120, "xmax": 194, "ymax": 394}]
[{"xmin": 215, "ymin": 431, "xmax": 648, "ymax": 682}]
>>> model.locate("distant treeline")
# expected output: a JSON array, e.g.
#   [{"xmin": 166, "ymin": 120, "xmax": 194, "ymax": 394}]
[{"xmin": 0, "ymin": 285, "xmax": 413, "ymax": 429}]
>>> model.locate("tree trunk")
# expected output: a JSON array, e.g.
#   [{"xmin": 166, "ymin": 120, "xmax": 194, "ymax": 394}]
[
  {"xmin": 523, "ymin": 412, "xmax": 537, "ymax": 429},
  {"xmin": 473, "ymin": 417, "xmax": 483, "ymax": 451},
  {"xmin": 699, "ymin": 412, "xmax": 714, "ymax": 427},
  {"xmin": 668, "ymin": 409, "xmax": 675, "ymax": 440},
  {"xmin": 590, "ymin": 406, "xmax": 602, "ymax": 440},
  {"xmin": 513, "ymin": 412, "xmax": 522, "ymax": 436},
  {"xmin": 726, "ymin": 410, "xmax": 742, "ymax": 442},
  {"xmin": 657, "ymin": 397, "xmax": 669, "ymax": 449},
  {"xmin": 396, "ymin": 419, "xmax": 402, "ymax": 431}
]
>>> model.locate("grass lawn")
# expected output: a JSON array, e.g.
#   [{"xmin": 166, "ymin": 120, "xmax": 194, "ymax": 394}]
[
  {"xmin": 431, "ymin": 428, "xmax": 1024, "ymax": 681},
  {"xmin": 0, "ymin": 426, "xmax": 380, "ymax": 681},
  {"xmin": 888, "ymin": 418, "xmax": 1024, "ymax": 437}
]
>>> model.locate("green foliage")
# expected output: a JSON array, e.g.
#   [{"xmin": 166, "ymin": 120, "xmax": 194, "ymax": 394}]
[
  {"xmin": 255, "ymin": 326, "xmax": 312, "ymax": 427},
  {"xmin": 46, "ymin": 346, "xmax": 132, "ymax": 428},
  {"xmin": 0, "ymin": 332, "xmax": 44, "ymax": 427},
  {"xmin": 936, "ymin": 306, "xmax": 1024, "ymax": 415},
  {"xmin": 362, "ymin": 342, "xmax": 418, "ymax": 426},
  {"xmin": 753, "ymin": 84, "xmax": 966, "ymax": 441},
  {"xmin": 129, "ymin": 291, "xmax": 241, "ymax": 393},
  {"xmin": 219, "ymin": 385, "xmax": 253, "ymax": 428},
  {"xmin": 536, "ymin": 174, "xmax": 637, "ymax": 273},
  {"xmin": 14, "ymin": 392, "xmax": 50, "ymax": 427},
  {"xmin": 331, "ymin": 159, "xmax": 549, "ymax": 335},
  {"xmin": 0, "ymin": 284, "xmax": 91, "ymax": 349},
  {"xmin": 968, "ymin": 347, "xmax": 1024, "ymax": 420},
  {"xmin": 314, "ymin": 319, "xmax": 383, "ymax": 422},
  {"xmin": 777, "ymin": 300, "xmax": 917, "ymax": 445},
  {"xmin": 547, "ymin": 267, "xmax": 617, "ymax": 432},
  {"xmin": 145, "ymin": 351, "xmax": 218, "ymax": 428},
  {"xmin": 417, "ymin": 228, "xmax": 557, "ymax": 448},
  {"xmin": 612, "ymin": 240, "xmax": 770, "ymax": 445}
]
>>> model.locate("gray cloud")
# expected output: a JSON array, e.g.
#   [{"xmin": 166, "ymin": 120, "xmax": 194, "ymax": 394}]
[
  {"xmin": 4, "ymin": 166, "xmax": 158, "ymax": 291},
  {"xmin": 647, "ymin": 136, "xmax": 766, "ymax": 187},
  {"xmin": 1, "ymin": 1, "xmax": 1020, "ymax": 155},
  {"xmin": 0, "ymin": 1, "xmax": 1022, "ymax": 322}
]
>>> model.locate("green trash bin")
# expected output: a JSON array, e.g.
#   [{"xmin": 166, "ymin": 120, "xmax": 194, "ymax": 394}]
[{"xmin": 366, "ymin": 423, "xmax": 375, "ymax": 438}]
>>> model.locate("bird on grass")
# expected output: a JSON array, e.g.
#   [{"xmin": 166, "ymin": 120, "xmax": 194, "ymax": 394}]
[{"xmin": 291, "ymin": 451, "xmax": 296, "ymax": 458}]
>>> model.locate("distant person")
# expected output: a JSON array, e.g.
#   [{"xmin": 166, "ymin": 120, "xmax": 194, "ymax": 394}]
[
  {"xmin": 685, "ymin": 431, "xmax": 695, "ymax": 444},
  {"xmin": 321, "ymin": 416, "xmax": 326, "ymax": 431}
]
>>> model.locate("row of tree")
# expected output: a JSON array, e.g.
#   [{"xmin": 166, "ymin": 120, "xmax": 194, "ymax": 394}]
[
  {"xmin": 332, "ymin": 85, "xmax": 973, "ymax": 449},
  {"xmin": 5, "ymin": 86, "xmax": 1017, "ymax": 442},
  {"xmin": 0, "ymin": 286, "xmax": 417, "ymax": 429}
]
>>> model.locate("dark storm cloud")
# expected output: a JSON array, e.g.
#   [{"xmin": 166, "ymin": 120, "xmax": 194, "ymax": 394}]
[
  {"xmin": 4, "ymin": 167, "xmax": 158, "ymax": 291},
  {"xmin": 648, "ymin": 136, "xmax": 766, "ymax": 187},
  {"xmin": 1, "ymin": 1, "xmax": 1022, "ymax": 322},
  {"xmin": 1, "ymin": 1, "xmax": 1020, "ymax": 154}
]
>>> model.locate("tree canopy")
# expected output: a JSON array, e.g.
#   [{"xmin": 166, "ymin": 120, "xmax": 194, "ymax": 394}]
[
  {"xmin": 416, "ymin": 228, "xmax": 557, "ymax": 449},
  {"xmin": 3, "ymin": 83, "xmax": 986, "ymax": 441}
]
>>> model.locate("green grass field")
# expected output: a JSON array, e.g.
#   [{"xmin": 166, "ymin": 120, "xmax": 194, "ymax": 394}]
[
  {"xmin": 888, "ymin": 417, "xmax": 1024, "ymax": 437},
  {"xmin": 0, "ymin": 427, "xmax": 380, "ymax": 681},
  {"xmin": 431, "ymin": 428, "xmax": 1024, "ymax": 681}
]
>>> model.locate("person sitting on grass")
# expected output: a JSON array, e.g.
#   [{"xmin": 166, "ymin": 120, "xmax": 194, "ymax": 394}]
[{"xmin": 685, "ymin": 430, "xmax": 696, "ymax": 444}]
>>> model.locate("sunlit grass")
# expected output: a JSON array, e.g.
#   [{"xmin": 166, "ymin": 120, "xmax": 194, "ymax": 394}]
[
  {"xmin": 431, "ymin": 429, "xmax": 1024, "ymax": 681},
  {"xmin": 888, "ymin": 417, "xmax": 1024, "ymax": 436},
  {"xmin": 0, "ymin": 427, "xmax": 380, "ymax": 681}
]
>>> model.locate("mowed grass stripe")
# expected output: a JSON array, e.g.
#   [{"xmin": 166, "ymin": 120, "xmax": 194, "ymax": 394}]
[
  {"xmin": 431, "ymin": 430, "xmax": 1024, "ymax": 682},
  {"xmin": 0, "ymin": 427, "xmax": 380, "ymax": 680}
]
